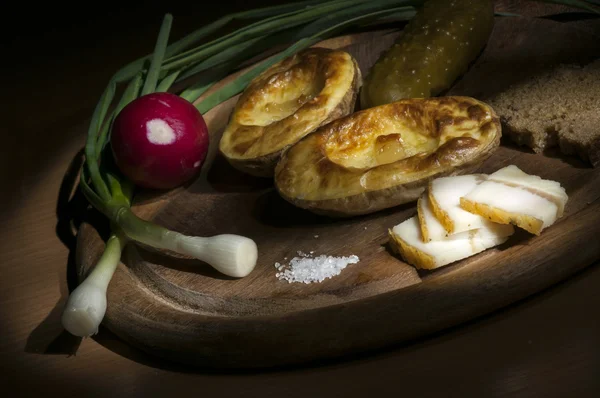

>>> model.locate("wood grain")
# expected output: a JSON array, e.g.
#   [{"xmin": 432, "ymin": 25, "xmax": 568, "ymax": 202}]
[{"xmin": 75, "ymin": 16, "xmax": 600, "ymax": 369}]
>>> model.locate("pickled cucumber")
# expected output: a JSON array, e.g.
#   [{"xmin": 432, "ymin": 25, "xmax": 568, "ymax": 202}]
[{"xmin": 360, "ymin": 0, "xmax": 494, "ymax": 109}]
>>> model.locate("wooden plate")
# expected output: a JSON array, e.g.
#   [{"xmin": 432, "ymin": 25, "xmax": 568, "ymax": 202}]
[{"xmin": 76, "ymin": 16, "xmax": 600, "ymax": 369}]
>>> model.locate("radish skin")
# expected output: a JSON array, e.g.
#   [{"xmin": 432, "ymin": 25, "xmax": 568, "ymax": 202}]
[{"xmin": 110, "ymin": 92, "xmax": 209, "ymax": 190}]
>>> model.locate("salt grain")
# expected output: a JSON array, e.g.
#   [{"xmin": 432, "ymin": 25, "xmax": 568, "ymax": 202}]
[{"xmin": 275, "ymin": 254, "xmax": 360, "ymax": 284}]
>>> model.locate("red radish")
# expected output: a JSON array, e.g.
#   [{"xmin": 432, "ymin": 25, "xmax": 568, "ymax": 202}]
[{"xmin": 110, "ymin": 92, "xmax": 209, "ymax": 190}]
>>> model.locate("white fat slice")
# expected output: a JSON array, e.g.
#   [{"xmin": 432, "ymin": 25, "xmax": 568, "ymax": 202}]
[
  {"xmin": 428, "ymin": 174, "xmax": 495, "ymax": 234},
  {"xmin": 389, "ymin": 216, "xmax": 514, "ymax": 270},
  {"xmin": 460, "ymin": 179, "xmax": 562, "ymax": 236},
  {"xmin": 486, "ymin": 165, "xmax": 568, "ymax": 216},
  {"xmin": 417, "ymin": 194, "xmax": 450, "ymax": 242}
]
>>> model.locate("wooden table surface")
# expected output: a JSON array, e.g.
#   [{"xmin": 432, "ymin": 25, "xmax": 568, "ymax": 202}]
[{"xmin": 2, "ymin": 1, "xmax": 599, "ymax": 396}]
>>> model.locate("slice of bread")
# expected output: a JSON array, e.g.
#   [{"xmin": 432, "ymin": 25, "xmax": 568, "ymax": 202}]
[{"xmin": 488, "ymin": 59, "xmax": 600, "ymax": 167}]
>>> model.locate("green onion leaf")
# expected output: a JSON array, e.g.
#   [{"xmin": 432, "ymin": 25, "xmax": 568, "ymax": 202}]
[
  {"xmin": 195, "ymin": 5, "xmax": 412, "ymax": 114},
  {"xmin": 163, "ymin": 0, "xmax": 370, "ymax": 72},
  {"xmin": 84, "ymin": 82, "xmax": 116, "ymax": 201},
  {"xmin": 179, "ymin": 73, "xmax": 223, "ymax": 103},
  {"xmin": 290, "ymin": 0, "xmax": 420, "ymax": 40},
  {"xmin": 156, "ymin": 70, "xmax": 181, "ymax": 92},
  {"xmin": 108, "ymin": 0, "xmax": 329, "ymax": 87},
  {"xmin": 79, "ymin": 166, "xmax": 110, "ymax": 215},
  {"xmin": 95, "ymin": 72, "xmax": 144, "ymax": 159},
  {"xmin": 172, "ymin": 35, "xmax": 266, "ymax": 82},
  {"xmin": 141, "ymin": 14, "xmax": 174, "ymax": 96},
  {"xmin": 105, "ymin": 172, "xmax": 131, "ymax": 207}
]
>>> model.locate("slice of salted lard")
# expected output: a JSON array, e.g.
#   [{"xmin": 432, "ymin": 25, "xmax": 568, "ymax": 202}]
[
  {"xmin": 417, "ymin": 194, "xmax": 449, "ymax": 242},
  {"xmin": 427, "ymin": 174, "xmax": 499, "ymax": 235},
  {"xmin": 389, "ymin": 216, "xmax": 514, "ymax": 270},
  {"xmin": 486, "ymin": 165, "xmax": 569, "ymax": 217},
  {"xmin": 460, "ymin": 167, "xmax": 568, "ymax": 236}
]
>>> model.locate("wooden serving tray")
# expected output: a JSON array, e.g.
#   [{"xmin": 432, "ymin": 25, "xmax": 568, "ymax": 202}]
[{"xmin": 76, "ymin": 16, "xmax": 600, "ymax": 369}]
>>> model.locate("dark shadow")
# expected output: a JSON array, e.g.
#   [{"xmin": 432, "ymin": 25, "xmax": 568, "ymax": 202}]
[
  {"xmin": 252, "ymin": 189, "xmax": 333, "ymax": 228},
  {"xmin": 541, "ymin": 147, "xmax": 592, "ymax": 169},
  {"xmin": 54, "ymin": 147, "xmax": 86, "ymax": 249},
  {"xmin": 126, "ymin": 244, "xmax": 237, "ymax": 281},
  {"xmin": 497, "ymin": 125, "xmax": 594, "ymax": 170},
  {"xmin": 205, "ymin": 153, "xmax": 273, "ymax": 193},
  {"xmin": 253, "ymin": 188, "xmax": 417, "ymax": 229},
  {"xmin": 91, "ymin": 326, "xmax": 194, "ymax": 372},
  {"xmin": 498, "ymin": 132, "xmax": 593, "ymax": 170},
  {"xmin": 498, "ymin": 134, "xmax": 538, "ymax": 154},
  {"xmin": 541, "ymin": 12, "xmax": 600, "ymax": 24},
  {"xmin": 24, "ymin": 295, "xmax": 83, "ymax": 356}
]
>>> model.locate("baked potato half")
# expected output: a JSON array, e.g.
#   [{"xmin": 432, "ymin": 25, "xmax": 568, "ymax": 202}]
[
  {"xmin": 274, "ymin": 96, "xmax": 501, "ymax": 217},
  {"xmin": 219, "ymin": 47, "xmax": 362, "ymax": 177}
]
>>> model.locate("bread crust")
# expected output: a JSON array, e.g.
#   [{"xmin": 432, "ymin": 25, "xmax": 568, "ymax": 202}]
[{"xmin": 489, "ymin": 60, "xmax": 600, "ymax": 167}]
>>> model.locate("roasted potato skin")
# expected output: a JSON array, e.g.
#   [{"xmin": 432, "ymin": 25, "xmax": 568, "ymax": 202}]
[
  {"xmin": 360, "ymin": 0, "xmax": 494, "ymax": 109},
  {"xmin": 276, "ymin": 143, "xmax": 491, "ymax": 217},
  {"xmin": 274, "ymin": 96, "xmax": 501, "ymax": 217},
  {"xmin": 219, "ymin": 48, "xmax": 362, "ymax": 177}
]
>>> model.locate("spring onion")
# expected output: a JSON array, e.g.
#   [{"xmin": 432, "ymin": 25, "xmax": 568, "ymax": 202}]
[{"xmin": 62, "ymin": 232, "xmax": 127, "ymax": 337}]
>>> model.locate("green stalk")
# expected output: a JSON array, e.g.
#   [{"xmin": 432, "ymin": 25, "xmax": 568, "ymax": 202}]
[
  {"xmin": 105, "ymin": 172, "xmax": 131, "ymax": 207},
  {"xmin": 90, "ymin": 232, "xmax": 128, "ymax": 287},
  {"xmin": 108, "ymin": 0, "xmax": 329, "ymax": 88},
  {"xmin": 178, "ymin": 1, "xmax": 419, "ymax": 103},
  {"xmin": 79, "ymin": 167, "xmax": 107, "ymax": 214},
  {"xmin": 156, "ymin": 70, "xmax": 181, "ymax": 92},
  {"xmin": 174, "ymin": 35, "xmax": 266, "ymax": 82},
  {"xmin": 360, "ymin": 9, "xmax": 418, "ymax": 25},
  {"xmin": 141, "ymin": 14, "xmax": 174, "ymax": 95},
  {"xmin": 178, "ymin": 27, "xmax": 308, "ymax": 102},
  {"xmin": 290, "ymin": 0, "xmax": 419, "ymax": 40},
  {"xmin": 179, "ymin": 71, "xmax": 225, "ymax": 103},
  {"xmin": 162, "ymin": 0, "xmax": 369, "ymax": 72},
  {"xmin": 116, "ymin": 72, "xmax": 145, "ymax": 113},
  {"xmin": 165, "ymin": 0, "xmax": 326, "ymax": 57},
  {"xmin": 84, "ymin": 82, "xmax": 116, "ymax": 201},
  {"xmin": 95, "ymin": 73, "xmax": 144, "ymax": 159},
  {"xmin": 196, "ymin": 5, "xmax": 413, "ymax": 114}
]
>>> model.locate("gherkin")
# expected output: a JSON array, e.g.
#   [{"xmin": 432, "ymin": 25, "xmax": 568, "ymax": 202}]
[{"xmin": 360, "ymin": 0, "xmax": 494, "ymax": 109}]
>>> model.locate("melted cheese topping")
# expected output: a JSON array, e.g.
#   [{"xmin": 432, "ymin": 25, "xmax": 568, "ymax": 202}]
[
  {"xmin": 220, "ymin": 48, "xmax": 359, "ymax": 160},
  {"xmin": 275, "ymin": 96, "xmax": 501, "ymax": 201}
]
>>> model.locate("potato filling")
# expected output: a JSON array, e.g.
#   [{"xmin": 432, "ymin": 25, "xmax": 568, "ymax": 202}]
[{"xmin": 237, "ymin": 64, "xmax": 325, "ymax": 127}]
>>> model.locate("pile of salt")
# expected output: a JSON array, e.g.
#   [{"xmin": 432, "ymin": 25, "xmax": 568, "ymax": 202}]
[{"xmin": 274, "ymin": 251, "xmax": 359, "ymax": 284}]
